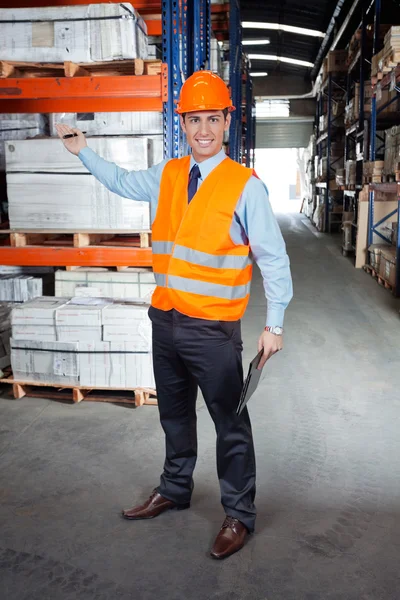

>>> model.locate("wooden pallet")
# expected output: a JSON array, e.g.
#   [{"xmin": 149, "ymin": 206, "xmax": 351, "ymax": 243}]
[
  {"xmin": 363, "ymin": 175, "xmax": 398, "ymax": 184},
  {"xmin": 2, "ymin": 229, "xmax": 151, "ymax": 249},
  {"xmin": 363, "ymin": 265, "xmax": 394, "ymax": 293},
  {"xmin": 0, "ymin": 59, "xmax": 162, "ymax": 79},
  {"xmin": 0, "ymin": 370, "xmax": 157, "ymax": 406}
]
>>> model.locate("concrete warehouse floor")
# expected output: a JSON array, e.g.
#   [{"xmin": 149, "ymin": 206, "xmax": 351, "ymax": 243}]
[{"xmin": 1, "ymin": 212, "xmax": 400, "ymax": 600}]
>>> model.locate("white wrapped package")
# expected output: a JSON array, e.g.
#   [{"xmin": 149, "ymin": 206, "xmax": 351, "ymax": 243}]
[
  {"xmin": 102, "ymin": 302, "xmax": 151, "ymax": 351},
  {"xmin": 0, "ymin": 3, "xmax": 148, "ymax": 63},
  {"xmin": 11, "ymin": 339, "xmax": 80, "ymax": 386},
  {"xmin": 12, "ymin": 297, "xmax": 68, "ymax": 326},
  {"xmin": 0, "ymin": 275, "xmax": 42, "ymax": 302},
  {"xmin": 148, "ymin": 136, "xmax": 164, "ymax": 166},
  {"xmin": 7, "ymin": 173, "xmax": 150, "ymax": 230},
  {"xmin": 55, "ymin": 270, "xmax": 156, "ymax": 299},
  {"xmin": 5, "ymin": 136, "xmax": 151, "ymax": 173},
  {"xmin": 0, "ymin": 114, "xmax": 47, "ymax": 171},
  {"xmin": 78, "ymin": 342, "xmax": 154, "ymax": 388},
  {"xmin": 0, "ymin": 303, "xmax": 15, "ymax": 371},
  {"xmin": 49, "ymin": 112, "xmax": 163, "ymax": 138},
  {"xmin": 12, "ymin": 325, "xmax": 57, "ymax": 342}
]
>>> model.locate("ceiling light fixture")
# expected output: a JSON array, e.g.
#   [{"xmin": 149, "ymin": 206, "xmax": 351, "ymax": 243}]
[
  {"xmin": 243, "ymin": 39, "xmax": 271, "ymax": 46},
  {"xmin": 243, "ymin": 21, "xmax": 325, "ymax": 38},
  {"xmin": 250, "ymin": 72, "xmax": 268, "ymax": 77},
  {"xmin": 248, "ymin": 53, "xmax": 314, "ymax": 68}
]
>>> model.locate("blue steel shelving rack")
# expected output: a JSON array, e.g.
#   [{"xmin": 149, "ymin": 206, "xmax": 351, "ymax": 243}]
[
  {"xmin": 315, "ymin": 74, "xmax": 347, "ymax": 232},
  {"xmin": 342, "ymin": 3, "xmax": 370, "ymax": 255},
  {"xmin": 229, "ymin": 0, "xmax": 243, "ymax": 163},
  {"xmin": 162, "ymin": 0, "xmax": 211, "ymax": 159},
  {"xmin": 162, "ymin": 0, "xmax": 252, "ymax": 164},
  {"xmin": 243, "ymin": 63, "xmax": 255, "ymax": 167},
  {"xmin": 368, "ymin": 0, "xmax": 400, "ymax": 296}
]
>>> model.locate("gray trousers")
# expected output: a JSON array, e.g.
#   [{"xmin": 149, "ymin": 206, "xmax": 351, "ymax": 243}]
[{"xmin": 149, "ymin": 306, "xmax": 257, "ymax": 532}]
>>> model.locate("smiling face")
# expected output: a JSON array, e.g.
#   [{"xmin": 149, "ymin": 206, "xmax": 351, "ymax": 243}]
[{"xmin": 180, "ymin": 110, "xmax": 231, "ymax": 163}]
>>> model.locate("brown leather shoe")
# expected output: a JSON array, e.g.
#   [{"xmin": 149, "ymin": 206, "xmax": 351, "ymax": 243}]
[
  {"xmin": 122, "ymin": 489, "xmax": 190, "ymax": 520},
  {"xmin": 210, "ymin": 516, "xmax": 249, "ymax": 559}
]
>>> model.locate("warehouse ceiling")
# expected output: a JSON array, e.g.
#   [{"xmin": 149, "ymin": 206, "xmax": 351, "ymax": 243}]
[{"xmin": 241, "ymin": 0, "xmax": 358, "ymax": 84}]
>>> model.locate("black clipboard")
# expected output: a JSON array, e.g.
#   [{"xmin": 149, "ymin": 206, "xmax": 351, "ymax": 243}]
[{"xmin": 236, "ymin": 349, "xmax": 264, "ymax": 415}]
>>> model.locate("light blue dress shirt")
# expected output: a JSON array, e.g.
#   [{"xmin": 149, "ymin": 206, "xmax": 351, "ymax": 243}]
[{"xmin": 78, "ymin": 146, "xmax": 293, "ymax": 326}]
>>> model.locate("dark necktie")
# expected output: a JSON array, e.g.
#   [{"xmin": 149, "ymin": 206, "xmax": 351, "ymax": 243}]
[{"xmin": 188, "ymin": 164, "xmax": 201, "ymax": 203}]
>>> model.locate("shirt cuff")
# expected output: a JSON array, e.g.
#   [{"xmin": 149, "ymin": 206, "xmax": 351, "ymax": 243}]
[
  {"xmin": 78, "ymin": 146, "xmax": 94, "ymax": 162},
  {"xmin": 266, "ymin": 306, "xmax": 285, "ymax": 328}
]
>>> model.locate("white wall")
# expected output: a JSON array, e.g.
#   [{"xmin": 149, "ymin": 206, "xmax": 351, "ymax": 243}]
[{"xmin": 255, "ymin": 148, "xmax": 302, "ymax": 214}]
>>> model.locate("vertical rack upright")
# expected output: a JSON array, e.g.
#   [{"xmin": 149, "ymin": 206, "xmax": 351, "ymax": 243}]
[
  {"xmin": 229, "ymin": 0, "xmax": 242, "ymax": 163},
  {"xmin": 368, "ymin": 0, "xmax": 400, "ymax": 295},
  {"xmin": 315, "ymin": 72, "xmax": 347, "ymax": 232}
]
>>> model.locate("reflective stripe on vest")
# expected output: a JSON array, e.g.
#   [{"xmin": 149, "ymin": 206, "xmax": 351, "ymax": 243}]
[
  {"xmin": 154, "ymin": 273, "xmax": 167, "ymax": 287},
  {"xmin": 168, "ymin": 275, "xmax": 250, "ymax": 300},
  {"xmin": 153, "ymin": 242, "xmax": 251, "ymax": 270},
  {"xmin": 172, "ymin": 244, "xmax": 252, "ymax": 270},
  {"xmin": 152, "ymin": 241, "xmax": 174, "ymax": 254}
]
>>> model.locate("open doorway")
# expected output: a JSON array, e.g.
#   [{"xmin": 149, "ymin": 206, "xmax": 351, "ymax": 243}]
[{"xmin": 255, "ymin": 148, "xmax": 303, "ymax": 214}]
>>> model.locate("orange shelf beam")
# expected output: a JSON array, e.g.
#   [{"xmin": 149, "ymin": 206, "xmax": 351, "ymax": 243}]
[
  {"xmin": 0, "ymin": 74, "xmax": 163, "ymax": 100},
  {"xmin": 0, "ymin": 247, "xmax": 153, "ymax": 268},
  {"xmin": 0, "ymin": 73, "xmax": 166, "ymax": 112}
]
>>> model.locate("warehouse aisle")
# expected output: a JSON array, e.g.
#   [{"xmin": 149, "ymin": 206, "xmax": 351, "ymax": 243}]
[{"xmin": 1, "ymin": 213, "xmax": 400, "ymax": 600}]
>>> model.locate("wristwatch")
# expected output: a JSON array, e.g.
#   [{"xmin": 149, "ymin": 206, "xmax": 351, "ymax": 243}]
[{"xmin": 265, "ymin": 326, "xmax": 283, "ymax": 336}]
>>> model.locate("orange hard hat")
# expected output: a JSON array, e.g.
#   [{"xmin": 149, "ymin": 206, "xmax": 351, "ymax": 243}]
[{"xmin": 176, "ymin": 70, "xmax": 235, "ymax": 114}]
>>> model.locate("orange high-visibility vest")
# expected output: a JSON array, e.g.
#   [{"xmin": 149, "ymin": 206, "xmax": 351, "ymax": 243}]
[{"xmin": 151, "ymin": 155, "xmax": 254, "ymax": 321}]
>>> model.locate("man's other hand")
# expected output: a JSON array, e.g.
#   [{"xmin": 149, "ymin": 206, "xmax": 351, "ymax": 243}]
[{"xmin": 257, "ymin": 331, "xmax": 283, "ymax": 370}]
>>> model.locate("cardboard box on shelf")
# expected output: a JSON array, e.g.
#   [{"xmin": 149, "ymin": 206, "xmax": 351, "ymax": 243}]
[
  {"xmin": 342, "ymin": 211, "xmax": 355, "ymax": 223},
  {"xmin": 391, "ymin": 222, "xmax": 399, "ymax": 245},
  {"xmin": 379, "ymin": 247, "xmax": 397, "ymax": 286},
  {"xmin": 0, "ymin": 3, "xmax": 148, "ymax": 63},
  {"xmin": 324, "ymin": 50, "xmax": 347, "ymax": 73},
  {"xmin": 368, "ymin": 244, "xmax": 391, "ymax": 271},
  {"xmin": 356, "ymin": 201, "xmax": 398, "ymax": 267}
]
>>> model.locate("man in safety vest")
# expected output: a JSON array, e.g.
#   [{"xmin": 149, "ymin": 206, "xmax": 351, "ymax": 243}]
[{"xmin": 57, "ymin": 70, "xmax": 293, "ymax": 560}]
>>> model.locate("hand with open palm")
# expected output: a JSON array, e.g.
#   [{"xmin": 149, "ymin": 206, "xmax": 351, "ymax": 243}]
[{"xmin": 55, "ymin": 123, "xmax": 87, "ymax": 156}]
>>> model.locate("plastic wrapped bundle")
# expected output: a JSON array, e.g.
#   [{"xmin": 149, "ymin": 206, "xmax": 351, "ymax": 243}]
[{"xmin": 0, "ymin": 3, "xmax": 148, "ymax": 63}]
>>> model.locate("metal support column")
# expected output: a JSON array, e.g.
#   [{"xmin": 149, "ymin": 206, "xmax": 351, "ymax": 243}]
[
  {"xmin": 245, "ymin": 73, "xmax": 253, "ymax": 168},
  {"xmin": 181, "ymin": 0, "xmax": 192, "ymax": 80},
  {"xmin": 162, "ymin": 0, "xmax": 182, "ymax": 158},
  {"xmin": 396, "ymin": 197, "xmax": 400, "ymax": 296},
  {"xmin": 229, "ymin": 0, "xmax": 242, "ymax": 163},
  {"xmin": 194, "ymin": 0, "xmax": 209, "ymax": 71},
  {"xmin": 368, "ymin": 0, "xmax": 381, "ymax": 246},
  {"xmin": 325, "ymin": 74, "xmax": 333, "ymax": 233}
]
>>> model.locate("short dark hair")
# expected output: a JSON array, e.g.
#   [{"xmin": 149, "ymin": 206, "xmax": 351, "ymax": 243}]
[{"xmin": 182, "ymin": 108, "xmax": 229, "ymax": 122}]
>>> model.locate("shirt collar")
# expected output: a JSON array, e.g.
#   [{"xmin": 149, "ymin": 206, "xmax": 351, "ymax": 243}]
[{"xmin": 189, "ymin": 148, "xmax": 226, "ymax": 181}]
